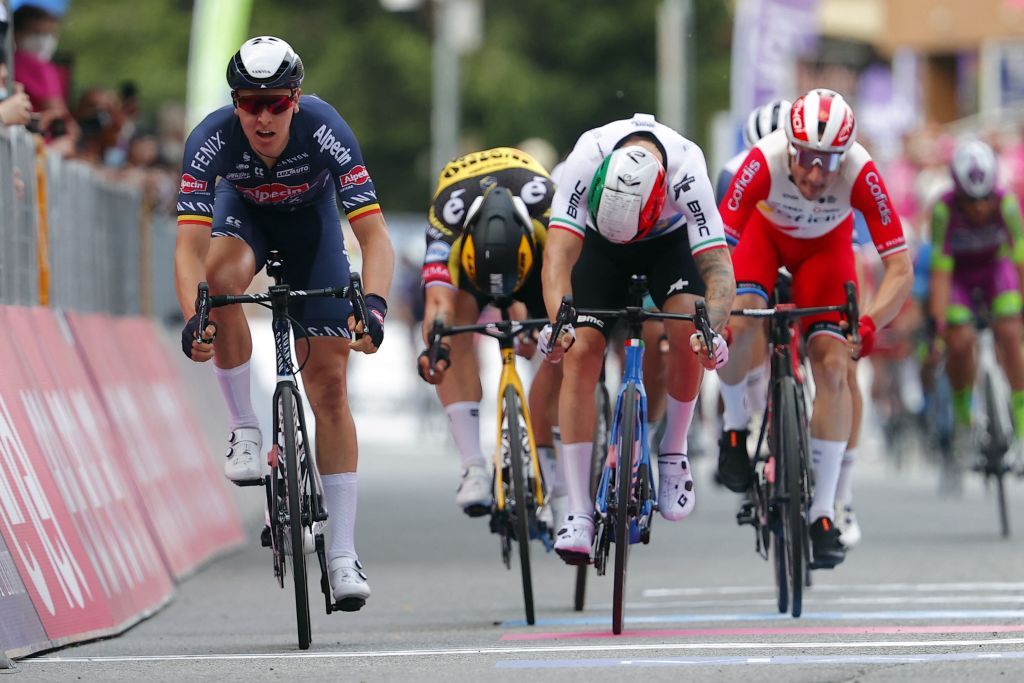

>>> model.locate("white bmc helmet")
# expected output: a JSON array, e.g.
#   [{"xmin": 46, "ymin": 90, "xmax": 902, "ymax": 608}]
[
  {"xmin": 587, "ymin": 145, "xmax": 667, "ymax": 243},
  {"xmin": 743, "ymin": 99, "xmax": 792, "ymax": 149},
  {"xmin": 951, "ymin": 139, "xmax": 998, "ymax": 199},
  {"xmin": 785, "ymin": 88, "xmax": 856, "ymax": 154}
]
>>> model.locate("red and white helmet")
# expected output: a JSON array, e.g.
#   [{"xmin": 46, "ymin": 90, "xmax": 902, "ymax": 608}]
[{"xmin": 785, "ymin": 88, "xmax": 857, "ymax": 154}]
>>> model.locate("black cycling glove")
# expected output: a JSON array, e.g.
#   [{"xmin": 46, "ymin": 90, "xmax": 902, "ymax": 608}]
[
  {"xmin": 180, "ymin": 314, "xmax": 216, "ymax": 359},
  {"xmin": 363, "ymin": 293, "xmax": 388, "ymax": 348},
  {"xmin": 417, "ymin": 344, "xmax": 451, "ymax": 381}
]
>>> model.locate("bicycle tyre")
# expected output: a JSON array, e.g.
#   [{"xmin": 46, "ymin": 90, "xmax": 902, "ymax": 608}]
[
  {"xmin": 505, "ymin": 385, "xmax": 535, "ymax": 626},
  {"xmin": 982, "ymin": 371, "xmax": 1012, "ymax": 538},
  {"xmin": 612, "ymin": 385, "xmax": 637, "ymax": 635},
  {"xmin": 768, "ymin": 384, "xmax": 788, "ymax": 614},
  {"xmin": 777, "ymin": 377, "xmax": 804, "ymax": 619},
  {"xmin": 281, "ymin": 386, "xmax": 312, "ymax": 649},
  {"xmin": 575, "ymin": 381, "xmax": 611, "ymax": 612}
]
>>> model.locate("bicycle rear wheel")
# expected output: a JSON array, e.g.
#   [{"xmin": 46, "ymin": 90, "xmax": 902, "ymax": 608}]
[
  {"xmin": 504, "ymin": 386, "xmax": 535, "ymax": 626},
  {"xmin": 776, "ymin": 377, "xmax": 804, "ymax": 618},
  {"xmin": 612, "ymin": 385, "xmax": 637, "ymax": 635},
  {"xmin": 280, "ymin": 386, "xmax": 312, "ymax": 649},
  {"xmin": 575, "ymin": 381, "xmax": 611, "ymax": 612}
]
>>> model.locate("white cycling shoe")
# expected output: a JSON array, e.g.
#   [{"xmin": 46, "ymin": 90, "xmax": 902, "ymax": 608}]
[
  {"xmin": 330, "ymin": 556, "xmax": 371, "ymax": 612},
  {"xmin": 835, "ymin": 503, "xmax": 862, "ymax": 548},
  {"xmin": 554, "ymin": 514, "xmax": 594, "ymax": 564},
  {"xmin": 455, "ymin": 465, "xmax": 492, "ymax": 517},
  {"xmin": 657, "ymin": 454, "xmax": 695, "ymax": 521},
  {"xmin": 225, "ymin": 427, "xmax": 263, "ymax": 484}
]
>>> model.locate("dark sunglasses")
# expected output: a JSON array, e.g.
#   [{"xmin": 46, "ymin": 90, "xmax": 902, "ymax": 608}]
[
  {"xmin": 234, "ymin": 92, "xmax": 296, "ymax": 115},
  {"xmin": 790, "ymin": 145, "xmax": 842, "ymax": 172}
]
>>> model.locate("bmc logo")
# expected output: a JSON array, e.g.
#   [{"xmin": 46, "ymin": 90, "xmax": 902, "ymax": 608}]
[
  {"xmin": 339, "ymin": 165, "xmax": 370, "ymax": 189},
  {"xmin": 179, "ymin": 174, "xmax": 208, "ymax": 194},
  {"xmin": 238, "ymin": 182, "xmax": 311, "ymax": 204}
]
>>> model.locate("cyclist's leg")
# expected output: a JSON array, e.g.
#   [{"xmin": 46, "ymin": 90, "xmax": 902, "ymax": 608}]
[
  {"xmin": 944, "ymin": 293, "xmax": 977, "ymax": 445},
  {"xmin": 836, "ymin": 357, "xmax": 862, "ymax": 547},
  {"xmin": 207, "ymin": 184, "xmax": 264, "ymax": 481},
  {"xmin": 988, "ymin": 262, "xmax": 1024, "ymax": 454}
]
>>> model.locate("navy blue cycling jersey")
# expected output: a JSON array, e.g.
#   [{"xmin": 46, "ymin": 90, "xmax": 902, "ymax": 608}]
[{"xmin": 176, "ymin": 95, "xmax": 381, "ymax": 229}]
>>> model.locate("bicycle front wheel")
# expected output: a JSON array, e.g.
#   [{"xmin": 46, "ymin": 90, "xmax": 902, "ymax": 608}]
[
  {"xmin": 612, "ymin": 385, "xmax": 638, "ymax": 635},
  {"xmin": 504, "ymin": 386, "xmax": 535, "ymax": 626},
  {"xmin": 280, "ymin": 386, "xmax": 312, "ymax": 649},
  {"xmin": 777, "ymin": 377, "xmax": 805, "ymax": 619},
  {"xmin": 981, "ymin": 370, "xmax": 1011, "ymax": 538}
]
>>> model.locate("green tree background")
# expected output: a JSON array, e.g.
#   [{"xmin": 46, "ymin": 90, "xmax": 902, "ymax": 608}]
[{"xmin": 58, "ymin": 0, "xmax": 733, "ymax": 212}]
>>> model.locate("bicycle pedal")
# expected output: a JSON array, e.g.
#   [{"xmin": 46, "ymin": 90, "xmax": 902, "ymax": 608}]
[
  {"xmin": 232, "ymin": 478, "xmax": 264, "ymax": 488},
  {"xmin": 736, "ymin": 503, "xmax": 756, "ymax": 527},
  {"xmin": 260, "ymin": 526, "xmax": 272, "ymax": 548},
  {"xmin": 462, "ymin": 503, "xmax": 491, "ymax": 518},
  {"xmin": 334, "ymin": 597, "xmax": 365, "ymax": 613}
]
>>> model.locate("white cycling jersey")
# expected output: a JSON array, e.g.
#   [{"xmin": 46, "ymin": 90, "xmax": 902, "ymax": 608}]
[{"xmin": 548, "ymin": 113, "xmax": 728, "ymax": 256}]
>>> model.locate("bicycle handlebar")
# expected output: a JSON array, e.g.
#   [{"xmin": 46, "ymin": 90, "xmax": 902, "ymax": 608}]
[
  {"xmin": 549, "ymin": 296, "xmax": 575, "ymax": 347},
  {"xmin": 729, "ymin": 279, "xmax": 861, "ymax": 348}
]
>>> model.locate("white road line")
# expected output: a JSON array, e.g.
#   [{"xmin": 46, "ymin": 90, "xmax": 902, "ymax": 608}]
[
  {"xmin": 27, "ymin": 637, "xmax": 1024, "ymax": 664},
  {"xmin": 643, "ymin": 582, "xmax": 1024, "ymax": 598},
  {"xmin": 611, "ymin": 594, "xmax": 1024, "ymax": 611}
]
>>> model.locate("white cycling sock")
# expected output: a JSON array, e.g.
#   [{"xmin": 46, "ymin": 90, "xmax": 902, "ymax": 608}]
[
  {"xmin": 659, "ymin": 396, "xmax": 697, "ymax": 456},
  {"xmin": 745, "ymin": 362, "xmax": 770, "ymax": 416},
  {"xmin": 719, "ymin": 379, "xmax": 750, "ymax": 431},
  {"xmin": 214, "ymin": 360, "xmax": 259, "ymax": 430},
  {"xmin": 562, "ymin": 442, "xmax": 594, "ymax": 519},
  {"xmin": 551, "ymin": 426, "xmax": 566, "ymax": 496},
  {"xmin": 322, "ymin": 472, "xmax": 358, "ymax": 561},
  {"xmin": 835, "ymin": 447, "xmax": 857, "ymax": 505},
  {"xmin": 808, "ymin": 438, "xmax": 847, "ymax": 522},
  {"xmin": 445, "ymin": 402, "xmax": 486, "ymax": 470},
  {"xmin": 538, "ymin": 446, "xmax": 557, "ymax": 496}
]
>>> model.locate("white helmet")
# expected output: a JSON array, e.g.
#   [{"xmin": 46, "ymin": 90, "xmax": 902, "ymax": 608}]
[
  {"xmin": 951, "ymin": 139, "xmax": 998, "ymax": 199},
  {"xmin": 587, "ymin": 145, "xmax": 667, "ymax": 244},
  {"xmin": 785, "ymin": 88, "xmax": 856, "ymax": 154},
  {"xmin": 227, "ymin": 36, "xmax": 304, "ymax": 91},
  {"xmin": 743, "ymin": 99, "xmax": 792, "ymax": 149}
]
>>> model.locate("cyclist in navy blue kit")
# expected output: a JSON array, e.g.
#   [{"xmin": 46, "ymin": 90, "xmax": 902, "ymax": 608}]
[{"xmin": 173, "ymin": 36, "xmax": 394, "ymax": 608}]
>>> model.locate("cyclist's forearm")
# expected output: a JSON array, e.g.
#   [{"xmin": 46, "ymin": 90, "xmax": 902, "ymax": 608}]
[
  {"xmin": 422, "ymin": 285, "xmax": 456, "ymax": 343},
  {"xmin": 174, "ymin": 227, "xmax": 211, "ymax": 320},
  {"xmin": 865, "ymin": 250, "xmax": 913, "ymax": 329},
  {"xmin": 694, "ymin": 246, "xmax": 736, "ymax": 332},
  {"xmin": 353, "ymin": 218, "xmax": 395, "ymax": 298},
  {"xmin": 541, "ymin": 230, "xmax": 582, "ymax": 319},
  {"xmin": 929, "ymin": 270, "xmax": 951, "ymax": 327}
]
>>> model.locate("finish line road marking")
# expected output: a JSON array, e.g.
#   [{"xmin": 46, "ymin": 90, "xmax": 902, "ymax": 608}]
[
  {"xmin": 642, "ymin": 581, "xmax": 1024, "ymax": 598},
  {"xmin": 27, "ymin": 638, "xmax": 1024, "ymax": 664},
  {"xmin": 500, "ymin": 608, "xmax": 1024, "ymax": 628},
  {"xmin": 501, "ymin": 623, "xmax": 1024, "ymax": 641},
  {"xmin": 494, "ymin": 651, "xmax": 1024, "ymax": 669}
]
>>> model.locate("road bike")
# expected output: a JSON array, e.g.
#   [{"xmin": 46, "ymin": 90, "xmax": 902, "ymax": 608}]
[
  {"xmin": 556, "ymin": 274, "xmax": 713, "ymax": 634},
  {"xmin": 735, "ymin": 281, "xmax": 859, "ymax": 618},
  {"xmin": 195, "ymin": 251, "xmax": 373, "ymax": 650},
  {"xmin": 425, "ymin": 307, "xmax": 553, "ymax": 625}
]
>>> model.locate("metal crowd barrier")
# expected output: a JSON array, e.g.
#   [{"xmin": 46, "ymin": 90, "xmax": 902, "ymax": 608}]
[{"xmin": 1, "ymin": 125, "xmax": 145, "ymax": 313}]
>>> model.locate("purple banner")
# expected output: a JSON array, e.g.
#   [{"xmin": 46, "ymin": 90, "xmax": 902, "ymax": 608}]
[
  {"xmin": 0, "ymin": 531, "xmax": 48, "ymax": 658},
  {"xmin": 730, "ymin": 0, "xmax": 820, "ymax": 129}
]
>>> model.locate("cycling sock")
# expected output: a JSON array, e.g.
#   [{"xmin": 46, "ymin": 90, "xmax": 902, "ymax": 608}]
[
  {"xmin": 835, "ymin": 447, "xmax": 857, "ymax": 505},
  {"xmin": 538, "ymin": 446, "xmax": 561, "ymax": 496},
  {"xmin": 745, "ymin": 362, "xmax": 770, "ymax": 416},
  {"xmin": 213, "ymin": 360, "xmax": 258, "ymax": 430},
  {"xmin": 445, "ymin": 402, "xmax": 486, "ymax": 469},
  {"xmin": 953, "ymin": 389, "xmax": 973, "ymax": 427},
  {"xmin": 562, "ymin": 442, "xmax": 594, "ymax": 519},
  {"xmin": 1012, "ymin": 391, "xmax": 1024, "ymax": 438},
  {"xmin": 660, "ymin": 396, "xmax": 697, "ymax": 455},
  {"xmin": 322, "ymin": 472, "xmax": 358, "ymax": 561},
  {"xmin": 808, "ymin": 438, "xmax": 846, "ymax": 522},
  {"xmin": 719, "ymin": 379, "xmax": 749, "ymax": 431}
]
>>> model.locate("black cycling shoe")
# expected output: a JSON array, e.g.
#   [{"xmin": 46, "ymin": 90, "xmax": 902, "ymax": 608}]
[
  {"xmin": 809, "ymin": 516, "xmax": 846, "ymax": 569},
  {"xmin": 717, "ymin": 429, "xmax": 753, "ymax": 493},
  {"xmin": 260, "ymin": 525, "xmax": 272, "ymax": 548}
]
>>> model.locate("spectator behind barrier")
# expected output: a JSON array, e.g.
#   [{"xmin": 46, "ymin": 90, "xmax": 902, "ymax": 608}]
[{"xmin": 0, "ymin": 46, "xmax": 33, "ymax": 127}]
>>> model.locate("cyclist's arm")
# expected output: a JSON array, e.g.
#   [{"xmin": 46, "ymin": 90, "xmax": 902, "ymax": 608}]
[
  {"xmin": 928, "ymin": 201, "xmax": 954, "ymax": 329},
  {"xmin": 349, "ymin": 212, "xmax": 395, "ymax": 300},
  {"xmin": 542, "ymin": 228, "xmax": 583, "ymax": 320},
  {"xmin": 717, "ymin": 146, "xmax": 769, "ymax": 245},
  {"xmin": 422, "ymin": 284, "xmax": 457, "ymax": 344},
  {"xmin": 850, "ymin": 157, "xmax": 911, "ymax": 329},
  {"xmin": 174, "ymin": 225, "xmax": 211, "ymax": 320},
  {"xmin": 1000, "ymin": 193, "xmax": 1024, "ymax": 292}
]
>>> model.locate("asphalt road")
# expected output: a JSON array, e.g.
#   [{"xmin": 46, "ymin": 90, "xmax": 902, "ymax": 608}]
[{"xmin": 18, "ymin": 329, "xmax": 1024, "ymax": 681}]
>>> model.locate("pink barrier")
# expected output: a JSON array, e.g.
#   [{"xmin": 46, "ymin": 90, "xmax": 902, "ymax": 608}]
[
  {"xmin": 7, "ymin": 307, "xmax": 174, "ymax": 627},
  {"xmin": 0, "ymin": 306, "xmax": 243, "ymax": 657},
  {"xmin": 65, "ymin": 313, "xmax": 244, "ymax": 577}
]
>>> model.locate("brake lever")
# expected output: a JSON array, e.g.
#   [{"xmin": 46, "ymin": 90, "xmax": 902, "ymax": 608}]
[
  {"xmin": 550, "ymin": 295, "xmax": 575, "ymax": 348},
  {"xmin": 347, "ymin": 272, "xmax": 371, "ymax": 340},
  {"xmin": 845, "ymin": 281, "xmax": 861, "ymax": 349},
  {"xmin": 195, "ymin": 282, "xmax": 216, "ymax": 344},
  {"xmin": 694, "ymin": 299, "xmax": 715, "ymax": 360}
]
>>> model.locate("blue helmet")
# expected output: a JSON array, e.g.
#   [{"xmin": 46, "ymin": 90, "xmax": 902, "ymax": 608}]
[{"xmin": 227, "ymin": 36, "xmax": 304, "ymax": 91}]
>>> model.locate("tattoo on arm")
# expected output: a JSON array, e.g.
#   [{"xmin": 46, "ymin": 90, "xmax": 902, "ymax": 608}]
[{"xmin": 695, "ymin": 248, "xmax": 736, "ymax": 331}]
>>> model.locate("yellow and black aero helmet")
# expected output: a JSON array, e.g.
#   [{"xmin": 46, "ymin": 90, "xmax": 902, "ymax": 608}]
[{"xmin": 460, "ymin": 186, "xmax": 535, "ymax": 301}]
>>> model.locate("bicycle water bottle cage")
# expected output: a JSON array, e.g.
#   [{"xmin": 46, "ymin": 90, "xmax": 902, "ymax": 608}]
[{"xmin": 266, "ymin": 251, "xmax": 285, "ymax": 285}]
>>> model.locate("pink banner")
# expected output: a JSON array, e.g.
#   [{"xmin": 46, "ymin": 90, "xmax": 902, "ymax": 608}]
[
  {"xmin": 5, "ymin": 307, "xmax": 174, "ymax": 626},
  {"xmin": 0, "ymin": 310, "xmax": 114, "ymax": 640}
]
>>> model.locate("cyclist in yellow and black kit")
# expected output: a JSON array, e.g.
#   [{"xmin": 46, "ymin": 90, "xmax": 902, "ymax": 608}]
[{"xmin": 417, "ymin": 147, "xmax": 565, "ymax": 519}]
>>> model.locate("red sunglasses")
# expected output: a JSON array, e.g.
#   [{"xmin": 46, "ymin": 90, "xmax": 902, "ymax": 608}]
[{"xmin": 234, "ymin": 92, "xmax": 296, "ymax": 115}]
